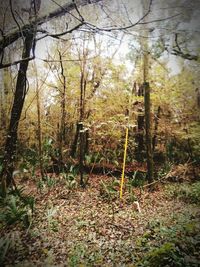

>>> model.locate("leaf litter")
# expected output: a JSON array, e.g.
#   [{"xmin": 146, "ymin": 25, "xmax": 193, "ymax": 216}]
[{"xmin": 1, "ymin": 174, "xmax": 200, "ymax": 266}]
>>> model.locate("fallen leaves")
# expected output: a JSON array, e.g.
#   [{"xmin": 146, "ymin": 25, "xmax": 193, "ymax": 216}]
[{"xmin": 1, "ymin": 175, "xmax": 200, "ymax": 266}]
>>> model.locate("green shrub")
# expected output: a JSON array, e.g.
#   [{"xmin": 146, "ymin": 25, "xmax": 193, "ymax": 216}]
[
  {"xmin": 139, "ymin": 242, "xmax": 184, "ymax": 267},
  {"xmin": 45, "ymin": 206, "xmax": 59, "ymax": 232},
  {"xmin": 136, "ymin": 214, "xmax": 200, "ymax": 267},
  {"xmin": 0, "ymin": 232, "xmax": 22, "ymax": 265},
  {"xmin": 128, "ymin": 171, "xmax": 146, "ymax": 187},
  {"xmin": 99, "ymin": 179, "xmax": 120, "ymax": 200},
  {"xmin": 0, "ymin": 188, "xmax": 34, "ymax": 228},
  {"xmin": 0, "ymin": 234, "xmax": 12, "ymax": 265},
  {"xmin": 61, "ymin": 165, "xmax": 78, "ymax": 190},
  {"xmin": 37, "ymin": 176, "xmax": 57, "ymax": 193},
  {"xmin": 167, "ymin": 182, "xmax": 200, "ymax": 204}
]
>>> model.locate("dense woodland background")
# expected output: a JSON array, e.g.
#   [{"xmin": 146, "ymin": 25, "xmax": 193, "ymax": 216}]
[{"xmin": 0, "ymin": 0, "xmax": 200, "ymax": 266}]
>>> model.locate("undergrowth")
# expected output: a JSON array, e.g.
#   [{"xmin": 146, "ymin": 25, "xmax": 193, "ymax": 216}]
[
  {"xmin": 166, "ymin": 182, "xmax": 200, "ymax": 204},
  {"xmin": 135, "ymin": 213, "xmax": 200, "ymax": 267},
  {"xmin": 0, "ymin": 187, "xmax": 35, "ymax": 228}
]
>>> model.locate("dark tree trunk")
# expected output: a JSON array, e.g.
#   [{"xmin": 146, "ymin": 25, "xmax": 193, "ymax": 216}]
[
  {"xmin": 35, "ymin": 68, "xmax": 44, "ymax": 179},
  {"xmin": 135, "ymin": 112, "xmax": 145, "ymax": 161},
  {"xmin": 58, "ymin": 51, "xmax": 67, "ymax": 169},
  {"xmin": 1, "ymin": 68, "xmax": 10, "ymax": 129},
  {"xmin": 196, "ymin": 88, "xmax": 200, "ymax": 108},
  {"xmin": 152, "ymin": 106, "xmax": 161, "ymax": 152},
  {"xmin": 79, "ymin": 61, "xmax": 86, "ymax": 187},
  {"xmin": 138, "ymin": 83, "xmax": 144, "ymax": 96},
  {"xmin": 0, "ymin": 26, "xmax": 35, "ymax": 190},
  {"xmin": 79, "ymin": 122, "xmax": 84, "ymax": 187},
  {"xmin": 85, "ymin": 129, "xmax": 89, "ymax": 155},
  {"xmin": 144, "ymin": 82, "xmax": 154, "ymax": 184},
  {"xmin": 70, "ymin": 122, "xmax": 80, "ymax": 158}
]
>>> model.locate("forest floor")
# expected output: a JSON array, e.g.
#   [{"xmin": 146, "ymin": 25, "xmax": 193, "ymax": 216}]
[{"xmin": 1, "ymin": 166, "xmax": 200, "ymax": 267}]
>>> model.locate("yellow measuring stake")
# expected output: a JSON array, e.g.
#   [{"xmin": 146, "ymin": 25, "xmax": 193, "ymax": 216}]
[{"xmin": 120, "ymin": 126, "xmax": 129, "ymax": 199}]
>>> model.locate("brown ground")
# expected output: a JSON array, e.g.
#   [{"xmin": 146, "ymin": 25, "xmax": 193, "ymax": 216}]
[{"xmin": 1, "ymin": 173, "xmax": 200, "ymax": 266}]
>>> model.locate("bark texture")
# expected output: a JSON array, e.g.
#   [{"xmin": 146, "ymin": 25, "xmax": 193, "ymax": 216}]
[
  {"xmin": 144, "ymin": 82, "xmax": 154, "ymax": 183},
  {"xmin": 0, "ymin": 26, "xmax": 35, "ymax": 189}
]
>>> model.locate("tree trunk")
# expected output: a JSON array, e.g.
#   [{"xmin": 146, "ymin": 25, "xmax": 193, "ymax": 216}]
[
  {"xmin": 58, "ymin": 51, "xmax": 67, "ymax": 169},
  {"xmin": 142, "ymin": 0, "xmax": 154, "ymax": 185},
  {"xmin": 196, "ymin": 88, "xmax": 200, "ymax": 108},
  {"xmin": 135, "ymin": 112, "xmax": 145, "ymax": 161},
  {"xmin": 35, "ymin": 64, "xmax": 44, "ymax": 179},
  {"xmin": 0, "ymin": 67, "xmax": 12, "ymax": 130},
  {"xmin": 79, "ymin": 122, "xmax": 84, "ymax": 187},
  {"xmin": 85, "ymin": 129, "xmax": 89, "ymax": 155},
  {"xmin": 0, "ymin": 26, "xmax": 35, "ymax": 191},
  {"xmin": 70, "ymin": 122, "xmax": 80, "ymax": 158},
  {"xmin": 79, "ymin": 49, "xmax": 87, "ymax": 187},
  {"xmin": 152, "ymin": 106, "xmax": 161, "ymax": 152},
  {"xmin": 0, "ymin": 72, "xmax": 5, "ymax": 129},
  {"xmin": 79, "ymin": 67, "xmax": 85, "ymax": 187},
  {"xmin": 144, "ymin": 82, "xmax": 154, "ymax": 183}
]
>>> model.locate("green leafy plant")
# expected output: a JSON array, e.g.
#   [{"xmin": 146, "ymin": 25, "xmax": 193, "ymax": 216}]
[
  {"xmin": 126, "ymin": 175, "xmax": 137, "ymax": 203},
  {"xmin": 37, "ymin": 179, "xmax": 45, "ymax": 193},
  {"xmin": 45, "ymin": 206, "xmax": 59, "ymax": 232},
  {"xmin": 62, "ymin": 166, "xmax": 78, "ymax": 190},
  {"xmin": 68, "ymin": 243, "xmax": 87, "ymax": 267},
  {"xmin": 0, "ymin": 232, "xmax": 22, "ymax": 265},
  {"xmin": 85, "ymin": 153, "xmax": 105, "ymax": 164},
  {"xmin": 45, "ymin": 176, "xmax": 57, "ymax": 189},
  {"xmin": 99, "ymin": 179, "xmax": 120, "ymax": 200},
  {"xmin": 157, "ymin": 161, "xmax": 173, "ymax": 179},
  {"xmin": 139, "ymin": 242, "xmax": 184, "ymax": 267},
  {"xmin": 168, "ymin": 182, "xmax": 200, "ymax": 204},
  {"xmin": 37, "ymin": 176, "xmax": 57, "ymax": 193},
  {"xmin": 0, "ymin": 195, "xmax": 27, "ymax": 226},
  {"xmin": 128, "ymin": 171, "xmax": 146, "ymax": 187},
  {"xmin": 136, "ymin": 213, "xmax": 200, "ymax": 267},
  {"xmin": 0, "ymin": 188, "xmax": 34, "ymax": 228},
  {"xmin": 19, "ymin": 147, "xmax": 38, "ymax": 178},
  {"xmin": 42, "ymin": 138, "xmax": 55, "ymax": 169},
  {"xmin": 0, "ymin": 234, "xmax": 12, "ymax": 264}
]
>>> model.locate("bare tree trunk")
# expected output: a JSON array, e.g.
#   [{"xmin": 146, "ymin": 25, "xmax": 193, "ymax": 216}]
[
  {"xmin": 144, "ymin": 82, "xmax": 154, "ymax": 183},
  {"xmin": 0, "ymin": 73, "xmax": 5, "ymax": 129},
  {"xmin": 79, "ymin": 121, "xmax": 84, "ymax": 187},
  {"xmin": 0, "ymin": 68, "xmax": 11, "ymax": 130},
  {"xmin": 70, "ymin": 122, "xmax": 80, "ymax": 158},
  {"xmin": 142, "ymin": 0, "xmax": 154, "ymax": 185},
  {"xmin": 58, "ymin": 51, "xmax": 67, "ymax": 169},
  {"xmin": 85, "ymin": 129, "xmax": 89, "ymax": 155},
  {"xmin": 196, "ymin": 88, "xmax": 200, "ymax": 108},
  {"xmin": 135, "ymin": 112, "xmax": 145, "ymax": 161},
  {"xmin": 79, "ymin": 58, "xmax": 86, "ymax": 187},
  {"xmin": 35, "ymin": 64, "xmax": 44, "ymax": 179},
  {"xmin": 0, "ymin": 26, "xmax": 35, "ymax": 191},
  {"xmin": 152, "ymin": 106, "xmax": 161, "ymax": 152}
]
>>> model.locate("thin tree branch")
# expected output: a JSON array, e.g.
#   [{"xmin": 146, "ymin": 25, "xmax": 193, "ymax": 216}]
[
  {"xmin": 39, "ymin": 55, "xmax": 98, "ymax": 63},
  {"xmin": 85, "ymin": 13, "xmax": 181, "ymax": 33},
  {"xmin": 167, "ymin": 33, "xmax": 199, "ymax": 61},
  {"xmin": 0, "ymin": 0, "xmax": 102, "ymax": 51},
  {"xmin": 0, "ymin": 0, "xmax": 181, "ymax": 53},
  {"xmin": 171, "ymin": 49, "xmax": 198, "ymax": 61},
  {"xmin": 9, "ymin": 0, "xmax": 25, "ymax": 44},
  {"xmin": 36, "ymin": 22, "xmax": 84, "ymax": 41},
  {"xmin": 0, "ymin": 56, "xmax": 35, "ymax": 69},
  {"xmin": 174, "ymin": 33, "xmax": 181, "ymax": 51}
]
